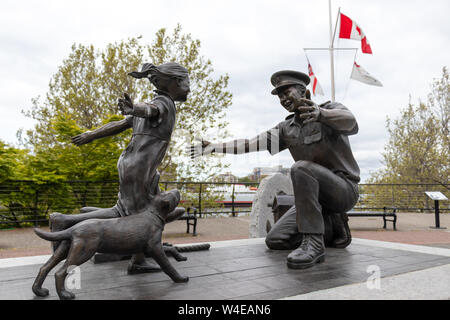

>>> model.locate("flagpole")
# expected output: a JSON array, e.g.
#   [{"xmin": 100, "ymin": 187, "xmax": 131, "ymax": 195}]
[
  {"xmin": 332, "ymin": 7, "xmax": 341, "ymax": 47},
  {"xmin": 328, "ymin": 0, "xmax": 336, "ymax": 102}
]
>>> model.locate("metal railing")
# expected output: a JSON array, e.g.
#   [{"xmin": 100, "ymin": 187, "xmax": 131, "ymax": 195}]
[
  {"xmin": 0, "ymin": 180, "xmax": 448, "ymax": 228},
  {"xmin": 356, "ymin": 183, "xmax": 449, "ymax": 213}
]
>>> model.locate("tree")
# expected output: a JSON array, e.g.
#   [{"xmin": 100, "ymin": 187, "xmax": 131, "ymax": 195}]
[
  {"xmin": 238, "ymin": 176, "xmax": 256, "ymax": 183},
  {"xmin": 369, "ymin": 67, "xmax": 449, "ymax": 188},
  {"xmin": 0, "ymin": 141, "xmax": 36, "ymax": 228},
  {"xmin": 20, "ymin": 24, "xmax": 232, "ymax": 182},
  {"xmin": 0, "ymin": 140, "xmax": 27, "ymax": 182}
]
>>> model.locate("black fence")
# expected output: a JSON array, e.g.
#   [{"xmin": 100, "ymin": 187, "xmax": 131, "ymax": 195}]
[{"xmin": 0, "ymin": 180, "xmax": 448, "ymax": 228}]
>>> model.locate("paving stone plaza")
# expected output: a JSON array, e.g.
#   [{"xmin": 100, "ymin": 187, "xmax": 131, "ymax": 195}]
[{"xmin": 1, "ymin": 238, "xmax": 449, "ymax": 300}]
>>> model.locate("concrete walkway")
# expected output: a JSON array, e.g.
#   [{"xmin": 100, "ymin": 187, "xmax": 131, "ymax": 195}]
[{"xmin": 1, "ymin": 237, "xmax": 449, "ymax": 300}]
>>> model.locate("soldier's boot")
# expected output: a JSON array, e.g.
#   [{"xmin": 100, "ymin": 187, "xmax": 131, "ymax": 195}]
[
  {"xmin": 286, "ymin": 234, "xmax": 325, "ymax": 269},
  {"xmin": 330, "ymin": 212, "xmax": 352, "ymax": 248}
]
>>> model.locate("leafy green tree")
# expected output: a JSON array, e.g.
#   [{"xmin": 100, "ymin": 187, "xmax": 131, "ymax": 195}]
[
  {"xmin": 0, "ymin": 142, "xmax": 33, "ymax": 227},
  {"xmin": 366, "ymin": 67, "xmax": 449, "ymax": 211},
  {"xmin": 20, "ymin": 113, "xmax": 127, "ymax": 181},
  {"xmin": 20, "ymin": 24, "xmax": 232, "ymax": 182},
  {"xmin": 0, "ymin": 140, "xmax": 27, "ymax": 182},
  {"xmin": 238, "ymin": 176, "xmax": 255, "ymax": 183},
  {"xmin": 369, "ymin": 67, "xmax": 449, "ymax": 187}
]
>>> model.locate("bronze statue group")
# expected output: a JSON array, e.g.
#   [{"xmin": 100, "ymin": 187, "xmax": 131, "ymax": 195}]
[{"xmin": 32, "ymin": 62, "xmax": 360, "ymax": 299}]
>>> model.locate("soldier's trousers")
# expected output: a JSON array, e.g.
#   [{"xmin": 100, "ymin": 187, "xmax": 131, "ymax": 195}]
[{"xmin": 266, "ymin": 160, "xmax": 358, "ymax": 250}]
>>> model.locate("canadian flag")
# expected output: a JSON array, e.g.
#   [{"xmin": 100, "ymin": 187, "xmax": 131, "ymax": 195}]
[
  {"xmin": 351, "ymin": 61, "xmax": 383, "ymax": 87},
  {"xmin": 339, "ymin": 13, "xmax": 373, "ymax": 54},
  {"xmin": 307, "ymin": 63, "xmax": 324, "ymax": 96}
]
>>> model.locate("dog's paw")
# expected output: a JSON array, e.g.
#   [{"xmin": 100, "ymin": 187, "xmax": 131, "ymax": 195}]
[
  {"xmin": 174, "ymin": 254, "xmax": 188, "ymax": 262},
  {"xmin": 32, "ymin": 286, "xmax": 49, "ymax": 297},
  {"xmin": 174, "ymin": 276, "xmax": 189, "ymax": 283}
]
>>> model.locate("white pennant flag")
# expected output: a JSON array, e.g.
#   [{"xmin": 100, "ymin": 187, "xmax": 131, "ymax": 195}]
[
  {"xmin": 351, "ymin": 62, "xmax": 383, "ymax": 87},
  {"xmin": 308, "ymin": 63, "xmax": 324, "ymax": 96}
]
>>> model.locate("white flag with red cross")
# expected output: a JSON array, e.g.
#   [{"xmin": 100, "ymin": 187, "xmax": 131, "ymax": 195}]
[
  {"xmin": 307, "ymin": 63, "xmax": 324, "ymax": 96},
  {"xmin": 351, "ymin": 61, "xmax": 383, "ymax": 87},
  {"xmin": 339, "ymin": 13, "xmax": 373, "ymax": 54}
]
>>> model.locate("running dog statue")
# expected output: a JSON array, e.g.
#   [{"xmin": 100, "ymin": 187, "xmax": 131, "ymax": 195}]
[{"xmin": 32, "ymin": 189, "xmax": 188, "ymax": 300}]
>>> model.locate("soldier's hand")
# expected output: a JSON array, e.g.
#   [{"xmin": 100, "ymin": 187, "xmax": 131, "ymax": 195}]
[
  {"xmin": 297, "ymin": 98, "xmax": 321, "ymax": 124},
  {"xmin": 187, "ymin": 139, "xmax": 214, "ymax": 159},
  {"xmin": 71, "ymin": 131, "xmax": 93, "ymax": 146},
  {"xmin": 118, "ymin": 93, "xmax": 134, "ymax": 115}
]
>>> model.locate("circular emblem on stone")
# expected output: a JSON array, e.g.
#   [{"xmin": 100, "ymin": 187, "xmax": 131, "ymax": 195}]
[{"xmin": 249, "ymin": 173, "xmax": 293, "ymax": 238}]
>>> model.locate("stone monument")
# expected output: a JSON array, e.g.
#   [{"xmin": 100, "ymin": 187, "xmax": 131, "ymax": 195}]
[{"xmin": 249, "ymin": 173, "xmax": 293, "ymax": 238}]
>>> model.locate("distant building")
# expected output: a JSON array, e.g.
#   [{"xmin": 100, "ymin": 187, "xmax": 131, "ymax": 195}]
[
  {"xmin": 210, "ymin": 172, "xmax": 239, "ymax": 183},
  {"xmin": 251, "ymin": 165, "xmax": 290, "ymax": 181}
]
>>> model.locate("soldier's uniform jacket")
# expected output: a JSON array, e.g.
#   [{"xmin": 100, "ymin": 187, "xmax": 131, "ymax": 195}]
[{"xmin": 266, "ymin": 101, "xmax": 360, "ymax": 184}]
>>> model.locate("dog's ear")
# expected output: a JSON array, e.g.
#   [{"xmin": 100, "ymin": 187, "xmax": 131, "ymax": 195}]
[{"xmin": 159, "ymin": 198, "xmax": 171, "ymax": 213}]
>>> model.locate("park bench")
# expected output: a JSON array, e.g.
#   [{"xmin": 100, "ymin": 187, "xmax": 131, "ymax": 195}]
[
  {"xmin": 178, "ymin": 207, "xmax": 198, "ymax": 236},
  {"xmin": 271, "ymin": 195, "xmax": 397, "ymax": 230},
  {"xmin": 347, "ymin": 207, "xmax": 397, "ymax": 230}
]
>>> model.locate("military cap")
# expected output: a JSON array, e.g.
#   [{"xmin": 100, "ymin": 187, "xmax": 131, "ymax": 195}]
[{"xmin": 270, "ymin": 70, "xmax": 310, "ymax": 95}]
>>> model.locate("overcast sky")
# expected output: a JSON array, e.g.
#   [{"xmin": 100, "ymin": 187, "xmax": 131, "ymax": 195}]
[{"xmin": 1, "ymin": 0, "xmax": 449, "ymax": 182}]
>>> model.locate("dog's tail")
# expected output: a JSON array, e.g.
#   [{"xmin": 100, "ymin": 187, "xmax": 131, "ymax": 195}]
[{"xmin": 34, "ymin": 228, "xmax": 71, "ymax": 242}]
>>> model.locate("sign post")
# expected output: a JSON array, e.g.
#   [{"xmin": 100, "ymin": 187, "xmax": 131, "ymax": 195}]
[{"xmin": 425, "ymin": 192, "xmax": 448, "ymax": 229}]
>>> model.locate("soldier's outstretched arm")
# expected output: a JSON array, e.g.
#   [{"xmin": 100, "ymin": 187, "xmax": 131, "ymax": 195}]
[
  {"xmin": 188, "ymin": 128, "xmax": 282, "ymax": 159},
  {"xmin": 71, "ymin": 118, "xmax": 132, "ymax": 146}
]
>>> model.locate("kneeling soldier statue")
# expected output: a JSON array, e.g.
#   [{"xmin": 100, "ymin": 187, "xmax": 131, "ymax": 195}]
[{"xmin": 190, "ymin": 70, "xmax": 360, "ymax": 269}]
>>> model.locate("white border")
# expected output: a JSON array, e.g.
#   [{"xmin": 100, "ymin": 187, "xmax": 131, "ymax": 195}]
[
  {"xmin": 281, "ymin": 264, "xmax": 450, "ymax": 300},
  {"xmin": 0, "ymin": 254, "xmax": 52, "ymax": 269},
  {"xmin": 351, "ymin": 238, "xmax": 450, "ymax": 257}
]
